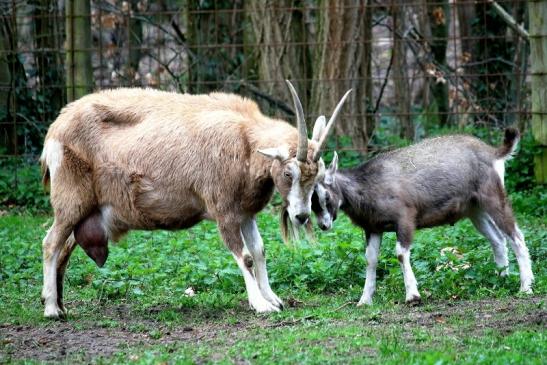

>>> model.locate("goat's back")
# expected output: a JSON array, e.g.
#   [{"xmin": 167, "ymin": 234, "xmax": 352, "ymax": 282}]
[
  {"xmin": 45, "ymin": 88, "xmax": 296, "ymax": 171},
  {"xmin": 346, "ymin": 134, "xmax": 506, "ymax": 229}
]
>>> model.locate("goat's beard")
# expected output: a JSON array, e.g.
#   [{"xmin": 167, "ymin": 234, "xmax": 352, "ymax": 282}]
[{"xmin": 279, "ymin": 206, "xmax": 314, "ymax": 245}]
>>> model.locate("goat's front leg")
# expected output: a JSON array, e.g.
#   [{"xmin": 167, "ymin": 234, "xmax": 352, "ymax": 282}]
[
  {"xmin": 470, "ymin": 211, "xmax": 509, "ymax": 276},
  {"xmin": 395, "ymin": 224, "xmax": 421, "ymax": 304},
  {"xmin": 240, "ymin": 217, "xmax": 283, "ymax": 308},
  {"xmin": 357, "ymin": 232, "xmax": 382, "ymax": 306},
  {"xmin": 217, "ymin": 218, "xmax": 281, "ymax": 313}
]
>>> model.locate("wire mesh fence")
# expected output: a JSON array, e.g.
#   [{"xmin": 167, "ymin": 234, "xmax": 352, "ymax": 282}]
[{"xmin": 0, "ymin": 0, "xmax": 534, "ymax": 197}]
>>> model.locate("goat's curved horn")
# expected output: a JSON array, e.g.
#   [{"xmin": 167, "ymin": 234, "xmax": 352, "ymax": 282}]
[
  {"xmin": 313, "ymin": 89, "xmax": 352, "ymax": 161},
  {"xmin": 286, "ymin": 80, "xmax": 308, "ymax": 162}
]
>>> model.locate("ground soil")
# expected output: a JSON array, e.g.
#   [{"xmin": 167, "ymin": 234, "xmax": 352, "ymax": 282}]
[{"xmin": 0, "ymin": 296, "xmax": 544, "ymax": 363}]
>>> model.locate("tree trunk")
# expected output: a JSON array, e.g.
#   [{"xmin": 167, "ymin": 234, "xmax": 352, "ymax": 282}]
[
  {"xmin": 427, "ymin": 0, "xmax": 449, "ymax": 127},
  {"xmin": 507, "ymin": 1, "xmax": 527, "ymax": 128},
  {"xmin": 457, "ymin": 1, "xmax": 476, "ymax": 62},
  {"xmin": 246, "ymin": 0, "xmax": 308, "ymax": 116},
  {"xmin": 126, "ymin": 0, "xmax": 143, "ymax": 86},
  {"xmin": 309, "ymin": 0, "xmax": 374, "ymax": 150},
  {"xmin": 187, "ymin": 0, "xmax": 245, "ymax": 94},
  {"xmin": 391, "ymin": 3, "xmax": 413, "ymax": 140},
  {"xmin": 473, "ymin": 1, "xmax": 513, "ymax": 126},
  {"xmin": 0, "ymin": 16, "xmax": 11, "ymax": 114},
  {"xmin": 32, "ymin": 0, "xmax": 65, "ymax": 119},
  {"xmin": 0, "ymin": 7, "xmax": 26, "ymax": 154},
  {"xmin": 529, "ymin": 0, "xmax": 546, "ymax": 184},
  {"xmin": 0, "ymin": 17, "xmax": 13, "ymax": 153},
  {"xmin": 66, "ymin": 0, "xmax": 93, "ymax": 101}
]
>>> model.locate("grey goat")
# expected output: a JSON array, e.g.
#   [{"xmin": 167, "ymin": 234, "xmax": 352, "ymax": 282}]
[{"xmin": 311, "ymin": 129, "xmax": 534, "ymax": 305}]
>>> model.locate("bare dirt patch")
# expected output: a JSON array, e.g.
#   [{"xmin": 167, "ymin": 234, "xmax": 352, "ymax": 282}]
[
  {"xmin": 0, "ymin": 296, "xmax": 544, "ymax": 363},
  {"xmin": 372, "ymin": 296, "xmax": 546, "ymax": 335},
  {"xmin": 0, "ymin": 302, "xmax": 254, "ymax": 363}
]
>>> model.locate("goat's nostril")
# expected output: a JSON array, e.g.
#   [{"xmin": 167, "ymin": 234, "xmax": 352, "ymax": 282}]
[{"xmin": 295, "ymin": 213, "xmax": 309, "ymax": 225}]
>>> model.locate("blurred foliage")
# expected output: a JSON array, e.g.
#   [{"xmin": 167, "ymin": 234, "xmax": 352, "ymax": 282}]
[{"xmin": 0, "ymin": 157, "xmax": 49, "ymax": 212}]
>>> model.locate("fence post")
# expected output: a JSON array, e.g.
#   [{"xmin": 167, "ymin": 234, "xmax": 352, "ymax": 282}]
[
  {"xmin": 529, "ymin": 0, "xmax": 546, "ymax": 184},
  {"xmin": 66, "ymin": 0, "xmax": 93, "ymax": 102}
]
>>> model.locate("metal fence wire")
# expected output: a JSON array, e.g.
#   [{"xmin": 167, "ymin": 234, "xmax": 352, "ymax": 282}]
[{"xmin": 0, "ymin": 0, "xmax": 533, "ymax": 193}]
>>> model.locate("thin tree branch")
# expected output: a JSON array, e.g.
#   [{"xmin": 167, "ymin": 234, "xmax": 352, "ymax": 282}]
[
  {"xmin": 373, "ymin": 45, "xmax": 394, "ymax": 114},
  {"xmin": 487, "ymin": 0, "xmax": 529, "ymax": 40}
]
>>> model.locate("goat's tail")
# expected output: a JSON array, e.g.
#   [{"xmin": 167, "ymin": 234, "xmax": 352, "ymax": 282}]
[
  {"xmin": 40, "ymin": 149, "xmax": 50, "ymax": 191},
  {"xmin": 496, "ymin": 127, "xmax": 520, "ymax": 160}
]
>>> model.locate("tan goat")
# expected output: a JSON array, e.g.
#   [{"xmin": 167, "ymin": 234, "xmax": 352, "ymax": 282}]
[{"xmin": 40, "ymin": 82, "xmax": 351, "ymax": 318}]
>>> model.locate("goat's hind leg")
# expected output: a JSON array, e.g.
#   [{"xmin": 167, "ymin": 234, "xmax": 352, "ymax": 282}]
[
  {"xmin": 508, "ymin": 224, "xmax": 534, "ymax": 293},
  {"xmin": 42, "ymin": 220, "xmax": 73, "ymax": 319},
  {"xmin": 56, "ymin": 234, "xmax": 77, "ymax": 313},
  {"xmin": 481, "ymin": 200, "xmax": 534, "ymax": 293},
  {"xmin": 470, "ymin": 210, "xmax": 509, "ymax": 276}
]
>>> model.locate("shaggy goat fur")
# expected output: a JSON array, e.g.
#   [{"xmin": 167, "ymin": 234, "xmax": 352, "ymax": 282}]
[{"xmin": 40, "ymin": 86, "xmax": 349, "ymax": 318}]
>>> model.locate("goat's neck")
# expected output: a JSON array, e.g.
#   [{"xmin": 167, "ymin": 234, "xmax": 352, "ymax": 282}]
[
  {"xmin": 248, "ymin": 121, "xmax": 299, "ymax": 167},
  {"xmin": 336, "ymin": 170, "xmax": 370, "ymax": 214}
]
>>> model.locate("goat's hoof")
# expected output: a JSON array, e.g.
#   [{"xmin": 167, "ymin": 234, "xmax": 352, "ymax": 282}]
[
  {"xmin": 519, "ymin": 287, "xmax": 533, "ymax": 295},
  {"xmin": 264, "ymin": 293, "xmax": 284, "ymax": 310},
  {"xmin": 251, "ymin": 298, "xmax": 281, "ymax": 314},
  {"xmin": 356, "ymin": 298, "xmax": 372, "ymax": 307},
  {"xmin": 44, "ymin": 305, "xmax": 67, "ymax": 320},
  {"xmin": 498, "ymin": 269, "xmax": 509, "ymax": 277},
  {"xmin": 273, "ymin": 298, "xmax": 284, "ymax": 310},
  {"xmin": 405, "ymin": 295, "xmax": 422, "ymax": 306}
]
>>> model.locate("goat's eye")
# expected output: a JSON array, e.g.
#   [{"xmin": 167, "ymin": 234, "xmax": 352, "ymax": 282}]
[
  {"xmin": 325, "ymin": 194, "xmax": 331, "ymax": 203},
  {"xmin": 284, "ymin": 171, "xmax": 292, "ymax": 179}
]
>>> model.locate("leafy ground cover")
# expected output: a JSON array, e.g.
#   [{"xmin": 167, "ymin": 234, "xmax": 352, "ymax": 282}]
[{"xmin": 0, "ymin": 189, "xmax": 545, "ymax": 364}]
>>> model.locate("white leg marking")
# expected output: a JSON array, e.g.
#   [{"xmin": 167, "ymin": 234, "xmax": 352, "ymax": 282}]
[
  {"xmin": 493, "ymin": 159, "xmax": 505, "ymax": 187},
  {"xmin": 42, "ymin": 224, "xmax": 63, "ymax": 318},
  {"xmin": 232, "ymin": 253, "xmax": 280, "ymax": 313},
  {"xmin": 358, "ymin": 233, "xmax": 382, "ymax": 306},
  {"xmin": 42, "ymin": 140, "xmax": 63, "ymax": 184},
  {"xmin": 471, "ymin": 211, "xmax": 508, "ymax": 276},
  {"xmin": 41, "ymin": 226, "xmax": 53, "ymax": 302},
  {"xmin": 395, "ymin": 242, "xmax": 421, "ymax": 303},
  {"xmin": 509, "ymin": 225, "xmax": 534, "ymax": 293},
  {"xmin": 240, "ymin": 218, "xmax": 283, "ymax": 308},
  {"xmin": 42, "ymin": 221, "xmax": 73, "ymax": 318}
]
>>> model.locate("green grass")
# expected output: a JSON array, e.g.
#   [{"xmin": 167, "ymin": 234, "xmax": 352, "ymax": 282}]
[{"xmin": 0, "ymin": 189, "xmax": 545, "ymax": 364}]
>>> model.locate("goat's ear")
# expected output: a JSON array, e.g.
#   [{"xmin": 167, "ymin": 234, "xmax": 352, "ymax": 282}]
[
  {"xmin": 257, "ymin": 146, "xmax": 289, "ymax": 161},
  {"xmin": 312, "ymin": 115, "xmax": 326, "ymax": 142},
  {"xmin": 325, "ymin": 152, "xmax": 338, "ymax": 185}
]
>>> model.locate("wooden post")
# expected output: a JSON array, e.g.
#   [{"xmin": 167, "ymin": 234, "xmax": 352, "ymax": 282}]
[
  {"xmin": 529, "ymin": 0, "xmax": 546, "ymax": 184},
  {"xmin": 66, "ymin": 0, "xmax": 93, "ymax": 102}
]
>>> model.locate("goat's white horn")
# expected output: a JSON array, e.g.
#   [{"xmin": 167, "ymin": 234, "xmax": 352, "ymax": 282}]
[
  {"xmin": 313, "ymin": 89, "xmax": 352, "ymax": 161},
  {"xmin": 286, "ymin": 80, "xmax": 308, "ymax": 162}
]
